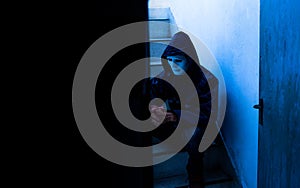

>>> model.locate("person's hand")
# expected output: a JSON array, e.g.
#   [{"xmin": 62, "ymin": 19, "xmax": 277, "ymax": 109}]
[{"xmin": 149, "ymin": 105, "xmax": 177, "ymax": 127}]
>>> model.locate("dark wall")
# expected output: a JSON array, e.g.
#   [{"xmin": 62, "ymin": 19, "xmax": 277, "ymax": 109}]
[{"xmin": 44, "ymin": 1, "xmax": 151, "ymax": 187}]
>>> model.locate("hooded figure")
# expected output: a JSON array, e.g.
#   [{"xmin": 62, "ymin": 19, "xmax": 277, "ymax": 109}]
[{"xmin": 149, "ymin": 31, "xmax": 218, "ymax": 188}]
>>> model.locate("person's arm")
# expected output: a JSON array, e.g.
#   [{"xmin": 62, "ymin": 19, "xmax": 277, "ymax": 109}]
[
  {"xmin": 149, "ymin": 105, "xmax": 177, "ymax": 127},
  {"xmin": 172, "ymin": 96, "xmax": 210, "ymax": 127},
  {"xmin": 173, "ymin": 76, "xmax": 218, "ymax": 128},
  {"xmin": 148, "ymin": 77, "xmax": 179, "ymax": 126}
]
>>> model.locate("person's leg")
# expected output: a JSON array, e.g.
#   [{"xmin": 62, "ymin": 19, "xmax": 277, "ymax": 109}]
[
  {"xmin": 184, "ymin": 127, "xmax": 205, "ymax": 188},
  {"xmin": 152, "ymin": 122, "xmax": 177, "ymax": 142},
  {"xmin": 186, "ymin": 153, "xmax": 204, "ymax": 188}
]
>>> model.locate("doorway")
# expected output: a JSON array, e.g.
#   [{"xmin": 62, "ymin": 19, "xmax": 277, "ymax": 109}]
[{"xmin": 148, "ymin": 0, "xmax": 260, "ymax": 187}]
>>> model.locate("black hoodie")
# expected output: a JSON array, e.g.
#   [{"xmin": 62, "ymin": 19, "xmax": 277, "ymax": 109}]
[{"xmin": 149, "ymin": 31, "xmax": 218, "ymax": 129}]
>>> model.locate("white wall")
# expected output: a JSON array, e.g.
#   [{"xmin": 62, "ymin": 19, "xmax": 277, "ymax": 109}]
[{"xmin": 169, "ymin": 0, "xmax": 259, "ymax": 187}]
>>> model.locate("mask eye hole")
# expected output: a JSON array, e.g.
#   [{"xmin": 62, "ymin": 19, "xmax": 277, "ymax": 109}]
[{"xmin": 166, "ymin": 58, "xmax": 183, "ymax": 63}]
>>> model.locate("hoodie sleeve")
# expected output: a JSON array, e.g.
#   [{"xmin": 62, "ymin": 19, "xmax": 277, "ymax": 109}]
[
  {"xmin": 173, "ymin": 74, "xmax": 218, "ymax": 128},
  {"xmin": 148, "ymin": 76, "xmax": 166, "ymax": 106}
]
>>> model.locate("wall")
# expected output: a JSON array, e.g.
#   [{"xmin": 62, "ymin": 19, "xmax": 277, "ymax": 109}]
[
  {"xmin": 169, "ymin": 0, "xmax": 259, "ymax": 187},
  {"xmin": 69, "ymin": 1, "xmax": 151, "ymax": 187},
  {"xmin": 258, "ymin": 0, "xmax": 300, "ymax": 187}
]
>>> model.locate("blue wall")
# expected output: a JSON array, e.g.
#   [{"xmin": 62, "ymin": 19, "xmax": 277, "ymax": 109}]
[
  {"xmin": 169, "ymin": 1, "xmax": 259, "ymax": 187},
  {"xmin": 258, "ymin": 0, "xmax": 300, "ymax": 187}
]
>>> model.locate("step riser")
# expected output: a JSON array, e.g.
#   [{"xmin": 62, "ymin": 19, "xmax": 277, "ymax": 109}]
[
  {"xmin": 150, "ymin": 65, "xmax": 163, "ymax": 77},
  {"xmin": 153, "ymin": 146, "xmax": 224, "ymax": 180},
  {"xmin": 153, "ymin": 152, "xmax": 188, "ymax": 179},
  {"xmin": 149, "ymin": 7, "xmax": 170, "ymax": 20},
  {"xmin": 149, "ymin": 21, "xmax": 171, "ymax": 39},
  {"xmin": 150, "ymin": 42, "xmax": 169, "ymax": 58}
]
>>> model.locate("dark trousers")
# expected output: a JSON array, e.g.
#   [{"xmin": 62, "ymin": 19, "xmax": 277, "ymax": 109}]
[{"xmin": 153, "ymin": 123, "xmax": 204, "ymax": 187}]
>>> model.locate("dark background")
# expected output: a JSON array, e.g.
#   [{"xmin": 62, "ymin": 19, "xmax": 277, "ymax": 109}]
[
  {"xmin": 65, "ymin": 1, "xmax": 151, "ymax": 187},
  {"xmin": 13, "ymin": 0, "xmax": 152, "ymax": 187}
]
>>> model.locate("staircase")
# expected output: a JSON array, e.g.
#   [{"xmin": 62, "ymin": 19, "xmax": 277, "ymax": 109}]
[
  {"xmin": 148, "ymin": 6, "xmax": 176, "ymax": 77},
  {"xmin": 152, "ymin": 134, "xmax": 241, "ymax": 188},
  {"xmin": 148, "ymin": 4, "xmax": 241, "ymax": 188}
]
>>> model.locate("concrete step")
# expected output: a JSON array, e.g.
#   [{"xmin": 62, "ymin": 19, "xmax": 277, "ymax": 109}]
[
  {"xmin": 149, "ymin": 20, "xmax": 172, "ymax": 39},
  {"xmin": 150, "ymin": 60, "xmax": 162, "ymax": 66},
  {"xmin": 149, "ymin": 39, "xmax": 170, "ymax": 58},
  {"xmin": 154, "ymin": 167, "xmax": 238, "ymax": 188},
  {"xmin": 153, "ymin": 141, "xmax": 226, "ymax": 177},
  {"xmin": 205, "ymin": 180, "xmax": 242, "ymax": 188},
  {"xmin": 150, "ymin": 64, "xmax": 163, "ymax": 77},
  {"xmin": 153, "ymin": 135, "xmax": 241, "ymax": 188},
  {"xmin": 149, "ymin": 39, "xmax": 170, "ymax": 77},
  {"xmin": 150, "ymin": 38, "xmax": 172, "ymax": 42},
  {"xmin": 153, "ymin": 152, "xmax": 188, "ymax": 179},
  {"xmin": 149, "ymin": 7, "xmax": 170, "ymax": 20},
  {"xmin": 153, "ymin": 144, "xmax": 230, "ymax": 180},
  {"xmin": 154, "ymin": 173, "xmax": 188, "ymax": 188},
  {"xmin": 174, "ymin": 179, "xmax": 241, "ymax": 188},
  {"xmin": 204, "ymin": 168, "xmax": 233, "ymax": 185}
]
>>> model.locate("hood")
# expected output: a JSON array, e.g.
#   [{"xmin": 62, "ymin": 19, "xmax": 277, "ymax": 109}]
[{"xmin": 161, "ymin": 31, "xmax": 200, "ymax": 77}]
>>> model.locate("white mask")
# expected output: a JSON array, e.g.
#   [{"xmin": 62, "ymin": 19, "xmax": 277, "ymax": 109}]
[{"xmin": 166, "ymin": 55, "xmax": 189, "ymax": 75}]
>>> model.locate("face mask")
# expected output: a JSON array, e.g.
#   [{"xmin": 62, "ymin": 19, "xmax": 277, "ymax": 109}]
[{"xmin": 166, "ymin": 55, "xmax": 188, "ymax": 75}]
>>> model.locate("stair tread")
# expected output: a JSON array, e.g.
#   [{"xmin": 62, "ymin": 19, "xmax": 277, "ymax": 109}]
[
  {"xmin": 204, "ymin": 168, "xmax": 233, "ymax": 184},
  {"xmin": 154, "ymin": 168, "xmax": 236, "ymax": 188},
  {"xmin": 150, "ymin": 38, "xmax": 172, "ymax": 41},
  {"xmin": 149, "ymin": 18, "xmax": 170, "ymax": 21},
  {"xmin": 150, "ymin": 61, "xmax": 162, "ymax": 66},
  {"xmin": 148, "ymin": 7, "xmax": 170, "ymax": 20}
]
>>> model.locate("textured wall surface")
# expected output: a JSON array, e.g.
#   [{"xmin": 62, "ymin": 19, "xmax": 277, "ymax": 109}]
[
  {"xmin": 169, "ymin": 1, "xmax": 259, "ymax": 187},
  {"xmin": 258, "ymin": 0, "xmax": 300, "ymax": 187}
]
